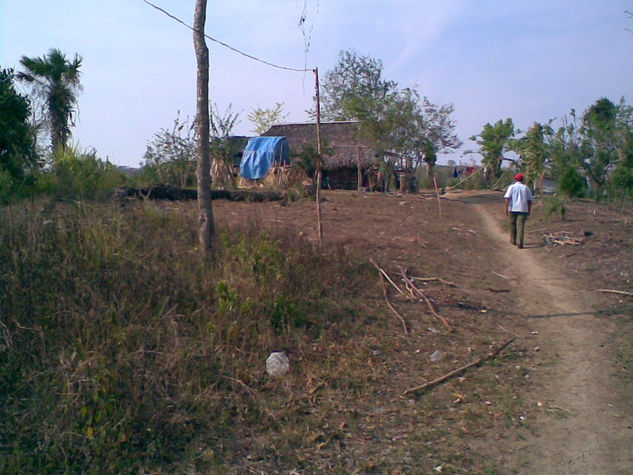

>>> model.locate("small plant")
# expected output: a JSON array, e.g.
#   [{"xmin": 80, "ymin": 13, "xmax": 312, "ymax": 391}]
[{"xmin": 544, "ymin": 195, "xmax": 568, "ymax": 220}]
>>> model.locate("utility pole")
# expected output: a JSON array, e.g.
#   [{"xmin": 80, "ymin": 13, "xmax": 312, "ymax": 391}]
[{"xmin": 313, "ymin": 67, "xmax": 324, "ymax": 248}]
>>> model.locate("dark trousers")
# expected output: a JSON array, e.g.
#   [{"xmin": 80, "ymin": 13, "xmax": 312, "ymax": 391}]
[{"xmin": 509, "ymin": 212, "xmax": 529, "ymax": 247}]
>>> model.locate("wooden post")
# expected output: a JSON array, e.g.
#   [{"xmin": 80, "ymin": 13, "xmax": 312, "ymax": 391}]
[
  {"xmin": 356, "ymin": 145, "xmax": 362, "ymax": 192},
  {"xmin": 433, "ymin": 176, "xmax": 442, "ymax": 219},
  {"xmin": 314, "ymin": 67, "xmax": 324, "ymax": 249}
]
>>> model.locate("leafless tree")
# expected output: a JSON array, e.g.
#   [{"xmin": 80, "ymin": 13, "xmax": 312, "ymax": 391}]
[{"xmin": 193, "ymin": 0, "xmax": 215, "ymax": 257}]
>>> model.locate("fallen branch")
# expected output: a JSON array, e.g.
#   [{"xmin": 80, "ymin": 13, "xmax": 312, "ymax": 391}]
[
  {"xmin": 379, "ymin": 274, "xmax": 409, "ymax": 335},
  {"xmin": 369, "ymin": 258, "xmax": 407, "ymax": 297},
  {"xmin": 598, "ymin": 288, "xmax": 633, "ymax": 297},
  {"xmin": 487, "ymin": 287, "xmax": 510, "ymax": 293},
  {"xmin": 444, "ymin": 167, "xmax": 483, "ymax": 191},
  {"xmin": 403, "ymin": 338, "xmax": 515, "ymax": 395},
  {"xmin": 398, "ymin": 266, "xmax": 452, "ymax": 331},
  {"xmin": 412, "ymin": 276, "xmax": 457, "ymax": 287}
]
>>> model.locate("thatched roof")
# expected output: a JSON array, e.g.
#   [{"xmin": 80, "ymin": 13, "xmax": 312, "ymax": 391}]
[{"xmin": 263, "ymin": 121, "xmax": 378, "ymax": 170}]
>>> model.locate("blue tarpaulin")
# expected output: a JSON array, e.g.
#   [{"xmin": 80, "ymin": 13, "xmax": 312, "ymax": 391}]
[{"xmin": 239, "ymin": 136, "xmax": 290, "ymax": 180}]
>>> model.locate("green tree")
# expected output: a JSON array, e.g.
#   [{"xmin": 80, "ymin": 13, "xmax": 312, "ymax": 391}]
[
  {"xmin": 248, "ymin": 102, "xmax": 289, "ymax": 135},
  {"xmin": 293, "ymin": 140, "xmax": 333, "ymax": 177},
  {"xmin": 470, "ymin": 118, "xmax": 515, "ymax": 181},
  {"xmin": 0, "ymin": 68, "xmax": 37, "ymax": 182},
  {"xmin": 313, "ymin": 50, "xmax": 397, "ymax": 122},
  {"xmin": 419, "ymin": 97, "xmax": 460, "ymax": 175},
  {"xmin": 558, "ymin": 166, "xmax": 586, "ymax": 198},
  {"xmin": 608, "ymin": 101, "xmax": 633, "ymax": 199},
  {"xmin": 579, "ymin": 97, "xmax": 619, "ymax": 191},
  {"xmin": 210, "ymin": 104, "xmax": 241, "ymax": 188},
  {"xmin": 143, "ymin": 113, "xmax": 197, "ymax": 187},
  {"xmin": 316, "ymin": 50, "xmax": 460, "ymax": 179},
  {"xmin": 17, "ymin": 48, "xmax": 82, "ymax": 152},
  {"xmin": 513, "ymin": 122, "xmax": 549, "ymax": 189},
  {"xmin": 542, "ymin": 98, "xmax": 633, "ymax": 200},
  {"xmin": 543, "ymin": 110, "xmax": 584, "ymax": 184}
]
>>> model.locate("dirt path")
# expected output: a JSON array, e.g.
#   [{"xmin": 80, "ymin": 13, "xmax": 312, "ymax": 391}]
[{"xmin": 476, "ymin": 204, "xmax": 633, "ymax": 474}]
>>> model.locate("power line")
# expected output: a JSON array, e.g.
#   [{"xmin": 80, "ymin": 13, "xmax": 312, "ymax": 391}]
[{"xmin": 142, "ymin": 0, "xmax": 312, "ymax": 73}]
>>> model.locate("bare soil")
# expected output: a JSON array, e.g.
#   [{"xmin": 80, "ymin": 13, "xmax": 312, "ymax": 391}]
[{"xmin": 173, "ymin": 190, "xmax": 633, "ymax": 472}]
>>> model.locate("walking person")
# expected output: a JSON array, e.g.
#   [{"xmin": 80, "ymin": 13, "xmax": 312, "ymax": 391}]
[{"xmin": 504, "ymin": 173, "xmax": 533, "ymax": 249}]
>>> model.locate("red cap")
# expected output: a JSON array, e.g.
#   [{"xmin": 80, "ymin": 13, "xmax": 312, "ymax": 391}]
[{"xmin": 515, "ymin": 173, "xmax": 524, "ymax": 182}]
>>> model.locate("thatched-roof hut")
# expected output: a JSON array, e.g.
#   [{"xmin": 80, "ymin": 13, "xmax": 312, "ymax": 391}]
[{"xmin": 263, "ymin": 121, "xmax": 378, "ymax": 190}]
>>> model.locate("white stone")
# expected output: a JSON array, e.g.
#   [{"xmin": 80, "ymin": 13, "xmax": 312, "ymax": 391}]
[{"xmin": 266, "ymin": 351, "xmax": 289, "ymax": 377}]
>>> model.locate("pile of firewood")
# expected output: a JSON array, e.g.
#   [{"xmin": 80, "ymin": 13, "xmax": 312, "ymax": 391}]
[{"xmin": 541, "ymin": 230, "xmax": 585, "ymax": 246}]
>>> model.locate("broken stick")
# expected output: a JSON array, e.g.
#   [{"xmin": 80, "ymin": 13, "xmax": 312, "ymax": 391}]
[
  {"xmin": 398, "ymin": 266, "xmax": 452, "ymax": 331},
  {"xmin": 403, "ymin": 338, "xmax": 515, "ymax": 395},
  {"xmin": 598, "ymin": 288, "xmax": 633, "ymax": 297},
  {"xmin": 412, "ymin": 276, "xmax": 457, "ymax": 287},
  {"xmin": 369, "ymin": 258, "xmax": 407, "ymax": 297},
  {"xmin": 379, "ymin": 273, "xmax": 409, "ymax": 335}
]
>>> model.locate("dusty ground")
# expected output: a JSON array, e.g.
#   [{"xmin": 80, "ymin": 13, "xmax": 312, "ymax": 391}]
[
  {"xmin": 172, "ymin": 190, "xmax": 633, "ymax": 472},
  {"xmin": 476, "ymin": 199, "xmax": 633, "ymax": 473}
]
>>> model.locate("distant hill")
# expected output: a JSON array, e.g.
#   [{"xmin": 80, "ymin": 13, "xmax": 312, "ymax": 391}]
[{"xmin": 117, "ymin": 166, "xmax": 142, "ymax": 176}]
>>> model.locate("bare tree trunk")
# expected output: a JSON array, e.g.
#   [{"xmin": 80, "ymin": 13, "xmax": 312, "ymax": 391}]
[
  {"xmin": 194, "ymin": 0, "xmax": 215, "ymax": 257},
  {"xmin": 314, "ymin": 68, "xmax": 323, "ymax": 249}
]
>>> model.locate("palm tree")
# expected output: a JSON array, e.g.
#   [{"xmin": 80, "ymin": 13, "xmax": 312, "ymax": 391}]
[
  {"xmin": 471, "ymin": 118, "xmax": 515, "ymax": 181},
  {"xmin": 17, "ymin": 48, "xmax": 82, "ymax": 152}
]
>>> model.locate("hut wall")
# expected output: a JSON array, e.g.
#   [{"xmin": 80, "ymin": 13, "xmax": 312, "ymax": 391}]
[
  {"xmin": 324, "ymin": 167, "xmax": 359, "ymax": 190},
  {"xmin": 263, "ymin": 122, "xmax": 378, "ymax": 190}
]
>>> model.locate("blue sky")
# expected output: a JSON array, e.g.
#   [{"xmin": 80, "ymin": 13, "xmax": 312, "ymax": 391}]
[{"xmin": 2, "ymin": 1, "xmax": 632, "ymax": 167}]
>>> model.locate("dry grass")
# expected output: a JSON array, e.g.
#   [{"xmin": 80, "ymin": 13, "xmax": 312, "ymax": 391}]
[
  {"xmin": 0, "ymin": 200, "xmax": 376, "ymax": 472},
  {"xmin": 4, "ymin": 192, "xmax": 604, "ymax": 473}
]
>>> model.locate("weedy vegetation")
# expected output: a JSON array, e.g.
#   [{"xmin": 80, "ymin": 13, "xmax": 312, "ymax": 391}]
[{"xmin": 0, "ymin": 200, "xmax": 375, "ymax": 472}]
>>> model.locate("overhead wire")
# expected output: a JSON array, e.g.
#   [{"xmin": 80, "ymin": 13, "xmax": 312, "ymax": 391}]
[{"xmin": 142, "ymin": 0, "xmax": 313, "ymax": 73}]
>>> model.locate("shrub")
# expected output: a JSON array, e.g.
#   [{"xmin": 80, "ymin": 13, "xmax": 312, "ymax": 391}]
[
  {"xmin": 0, "ymin": 169, "xmax": 36, "ymax": 204},
  {"xmin": 0, "ymin": 169, "xmax": 15, "ymax": 204},
  {"xmin": 610, "ymin": 165, "xmax": 633, "ymax": 199},
  {"xmin": 38, "ymin": 145, "xmax": 126, "ymax": 200},
  {"xmin": 558, "ymin": 166, "xmax": 586, "ymax": 198}
]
